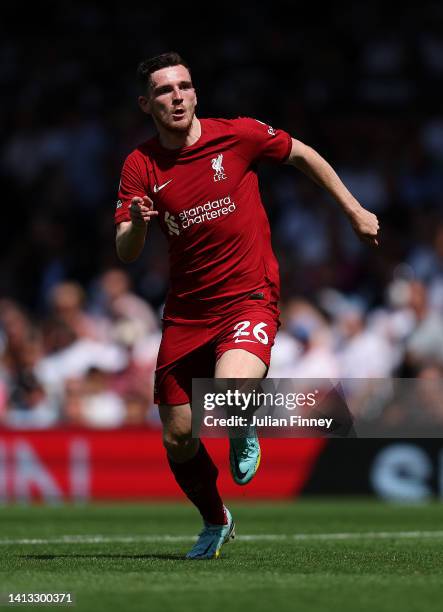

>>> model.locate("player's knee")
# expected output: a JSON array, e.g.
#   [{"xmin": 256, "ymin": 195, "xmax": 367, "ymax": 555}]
[{"xmin": 162, "ymin": 427, "xmax": 193, "ymax": 452}]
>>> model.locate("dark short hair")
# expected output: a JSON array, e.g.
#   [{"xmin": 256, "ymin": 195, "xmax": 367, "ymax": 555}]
[{"xmin": 136, "ymin": 52, "xmax": 191, "ymax": 95}]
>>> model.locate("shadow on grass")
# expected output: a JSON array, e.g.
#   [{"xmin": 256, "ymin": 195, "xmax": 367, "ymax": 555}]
[{"xmin": 19, "ymin": 553, "xmax": 186, "ymax": 561}]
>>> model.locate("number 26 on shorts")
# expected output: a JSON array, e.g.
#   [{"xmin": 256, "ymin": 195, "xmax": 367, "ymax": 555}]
[{"xmin": 233, "ymin": 320, "xmax": 269, "ymax": 345}]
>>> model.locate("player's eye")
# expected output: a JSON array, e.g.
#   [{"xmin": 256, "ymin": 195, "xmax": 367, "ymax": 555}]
[{"xmin": 155, "ymin": 87, "xmax": 172, "ymax": 96}]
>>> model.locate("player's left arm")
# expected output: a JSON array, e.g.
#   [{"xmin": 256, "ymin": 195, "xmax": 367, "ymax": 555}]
[{"xmin": 285, "ymin": 138, "xmax": 379, "ymax": 246}]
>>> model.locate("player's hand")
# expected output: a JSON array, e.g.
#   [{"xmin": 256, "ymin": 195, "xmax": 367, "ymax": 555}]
[
  {"xmin": 348, "ymin": 206, "xmax": 379, "ymax": 247},
  {"xmin": 129, "ymin": 196, "xmax": 158, "ymax": 228}
]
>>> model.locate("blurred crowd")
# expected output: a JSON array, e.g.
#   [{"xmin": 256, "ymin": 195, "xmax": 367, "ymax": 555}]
[
  {"xmin": 1, "ymin": 272, "xmax": 443, "ymax": 429},
  {"xmin": 0, "ymin": 272, "xmax": 161, "ymax": 428},
  {"xmin": 1, "ymin": 2, "xmax": 443, "ymax": 427}
]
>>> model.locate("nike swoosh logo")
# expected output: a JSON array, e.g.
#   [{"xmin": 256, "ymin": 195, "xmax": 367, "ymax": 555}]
[
  {"xmin": 231, "ymin": 446, "xmax": 248, "ymax": 479},
  {"xmin": 153, "ymin": 179, "xmax": 173, "ymax": 193},
  {"xmin": 234, "ymin": 339, "xmax": 257, "ymax": 344}
]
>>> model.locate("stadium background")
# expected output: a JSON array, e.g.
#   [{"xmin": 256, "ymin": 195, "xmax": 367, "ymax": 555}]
[{"xmin": 1, "ymin": 1, "xmax": 443, "ymax": 502}]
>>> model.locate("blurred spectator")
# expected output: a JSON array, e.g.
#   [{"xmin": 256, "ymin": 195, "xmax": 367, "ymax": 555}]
[
  {"xmin": 335, "ymin": 301, "xmax": 396, "ymax": 378},
  {"xmin": 404, "ymin": 280, "xmax": 443, "ymax": 370},
  {"xmin": 64, "ymin": 367, "xmax": 126, "ymax": 428},
  {"xmin": 0, "ymin": 300, "xmax": 45, "ymax": 423},
  {"xmin": 4, "ymin": 371, "xmax": 59, "ymax": 429},
  {"xmin": 48, "ymin": 281, "xmax": 100, "ymax": 340},
  {"xmin": 35, "ymin": 319, "xmax": 128, "ymax": 398},
  {"xmin": 0, "ymin": 300, "xmax": 39, "ymax": 377},
  {"xmin": 271, "ymin": 299, "xmax": 339, "ymax": 379},
  {"xmin": 407, "ymin": 222, "xmax": 443, "ymax": 310},
  {"xmin": 90, "ymin": 268, "xmax": 158, "ymax": 345}
]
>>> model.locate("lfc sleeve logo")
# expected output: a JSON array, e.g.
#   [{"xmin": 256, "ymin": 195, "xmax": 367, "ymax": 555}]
[{"xmin": 255, "ymin": 119, "xmax": 276, "ymax": 136}]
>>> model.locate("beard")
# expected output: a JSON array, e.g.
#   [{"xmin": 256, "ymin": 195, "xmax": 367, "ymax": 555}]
[{"xmin": 155, "ymin": 108, "xmax": 195, "ymax": 133}]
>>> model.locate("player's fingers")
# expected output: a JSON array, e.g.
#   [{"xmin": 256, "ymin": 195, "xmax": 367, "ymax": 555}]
[
  {"xmin": 373, "ymin": 224, "xmax": 380, "ymax": 242},
  {"xmin": 129, "ymin": 208, "xmax": 142, "ymax": 218},
  {"xmin": 360, "ymin": 231, "xmax": 378, "ymax": 247},
  {"xmin": 366, "ymin": 231, "xmax": 379, "ymax": 246},
  {"xmin": 130, "ymin": 203, "xmax": 146, "ymax": 220},
  {"xmin": 139, "ymin": 208, "xmax": 159, "ymax": 217},
  {"xmin": 132, "ymin": 202, "xmax": 155, "ymax": 213},
  {"xmin": 142, "ymin": 195, "xmax": 155, "ymax": 208},
  {"xmin": 140, "ymin": 210, "xmax": 159, "ymax": 220},
  {"xmin": 134, "ymin": 204, "xmax": 150, "ymax": 212},
  {"xmin": 138, "ymin": 210, "xmax": 159, "ymax": 224}
]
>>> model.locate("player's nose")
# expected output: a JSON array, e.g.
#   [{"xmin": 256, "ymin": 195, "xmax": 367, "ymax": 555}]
[{"xmin": 171, "ymin": 86, "xmax": 183, "ymax": 101}]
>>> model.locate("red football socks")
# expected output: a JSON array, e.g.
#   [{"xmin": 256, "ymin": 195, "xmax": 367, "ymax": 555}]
[{"xmin": 167, "ymin": 441, "xmax": 227, "ymax": 525}]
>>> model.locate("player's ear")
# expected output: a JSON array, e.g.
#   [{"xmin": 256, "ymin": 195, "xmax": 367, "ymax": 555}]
[{"xmin": 138, "ymin": 95, "xmax": 151, "ymax": 115}]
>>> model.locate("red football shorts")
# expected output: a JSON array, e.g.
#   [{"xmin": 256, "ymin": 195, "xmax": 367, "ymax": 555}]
[{"xmin": 154, "ymin": 299, "xmax": 280, "ymax": 406}]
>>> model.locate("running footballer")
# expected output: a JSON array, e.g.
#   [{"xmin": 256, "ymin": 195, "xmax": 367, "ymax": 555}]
[{"xmin": 115, "ymin": 52, "xmax": 379, "ymax": 559}]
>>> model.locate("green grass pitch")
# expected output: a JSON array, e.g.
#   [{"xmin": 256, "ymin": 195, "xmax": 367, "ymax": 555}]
[{"xmin": 0, "ymin": 500, "xmax": 442, "ymax": 611}]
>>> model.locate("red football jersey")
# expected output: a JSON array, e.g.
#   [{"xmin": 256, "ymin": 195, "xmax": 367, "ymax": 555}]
[{"xmin": 115, "ymin": 117, "xmax": 292, "ymax": 321}]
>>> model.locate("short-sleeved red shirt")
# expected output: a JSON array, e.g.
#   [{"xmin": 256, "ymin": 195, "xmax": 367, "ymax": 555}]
[{"xmin": 115, "ymin": 117, "xmax": 292, "ymax": 321}]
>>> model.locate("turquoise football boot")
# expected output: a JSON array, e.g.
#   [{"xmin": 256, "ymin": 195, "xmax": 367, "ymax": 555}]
[
  {"xmin": 186, "ymin": 507, "xmax": 235, "ymax": 560},
  {"xmin": 229, "ymin": 427, "xmax": 261, "ymax": 485}
]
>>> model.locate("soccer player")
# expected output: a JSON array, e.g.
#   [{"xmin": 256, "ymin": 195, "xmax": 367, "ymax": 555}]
[{"xmin": 115, "ymin": 52, "xmax": 379, "ymax": 559}]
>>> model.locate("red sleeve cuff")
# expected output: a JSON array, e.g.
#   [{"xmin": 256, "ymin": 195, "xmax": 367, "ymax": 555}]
[{"xmin": 281, "ymin": 132, "xmax": 293, "ymax": 162}]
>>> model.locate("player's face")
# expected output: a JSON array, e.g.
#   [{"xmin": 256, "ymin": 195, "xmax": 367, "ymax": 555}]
[{"xmin": 140, "ymin": 65, "xmax": 197, "ymax": 132}]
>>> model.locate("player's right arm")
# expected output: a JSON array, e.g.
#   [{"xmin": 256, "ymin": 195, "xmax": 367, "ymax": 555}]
[
  {"xmin": 115, "ymin": 152, "xmax": 158, "ymax": 263},
  {"xmin": 116, "ymin": 196, "xmax": 158, "ymax": 263}
]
